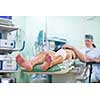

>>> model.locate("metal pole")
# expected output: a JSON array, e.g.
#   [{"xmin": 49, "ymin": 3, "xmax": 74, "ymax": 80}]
[
  {"xmin": 89, "ymin": 64, "xmax": 92, "ymax": 83},
  {"xmin": 44, "ymin": 16, "xmax": 48, "ymax": 51}
]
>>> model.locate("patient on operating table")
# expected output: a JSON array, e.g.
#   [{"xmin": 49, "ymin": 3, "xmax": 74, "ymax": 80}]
[{"xmin": 16, "ymin": 46, "xmax": 76, "ymax": 71}]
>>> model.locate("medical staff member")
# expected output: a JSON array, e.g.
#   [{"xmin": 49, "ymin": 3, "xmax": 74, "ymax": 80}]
[{"xmin": 62, "ymin": 34, "xmax": 100, "ymax": 82}]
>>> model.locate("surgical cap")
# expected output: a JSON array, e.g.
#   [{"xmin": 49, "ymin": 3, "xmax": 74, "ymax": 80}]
[{"xmin": 85, "ymin": 34, "xmax": 93, "ymax": 41}]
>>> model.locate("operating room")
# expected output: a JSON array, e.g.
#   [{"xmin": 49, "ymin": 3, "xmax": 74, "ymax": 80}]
[{"xmin": 0, "ymin": 16, "xmax": 100, "ymax": 83}]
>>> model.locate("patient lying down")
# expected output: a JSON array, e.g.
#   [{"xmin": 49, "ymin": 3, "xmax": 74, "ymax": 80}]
[{"xmin": 16, "ymin": 48, "xmax": 76, "ymax": 71}]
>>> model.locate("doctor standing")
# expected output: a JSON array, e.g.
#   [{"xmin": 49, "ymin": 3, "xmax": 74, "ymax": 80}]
[{"xmin": 62, "ymin": 34, "xmax": 100, "ymax": 82}]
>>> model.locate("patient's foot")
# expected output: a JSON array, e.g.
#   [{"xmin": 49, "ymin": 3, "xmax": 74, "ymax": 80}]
[
  {"xmin": 16, "ymin": 54, "xmax": 32, "ymax": 71},
  {"xmin": 41, "ymin": 53, "xmax": 52, "ymax": 71}
]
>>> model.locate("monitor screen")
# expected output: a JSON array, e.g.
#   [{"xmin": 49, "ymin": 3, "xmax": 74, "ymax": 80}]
[
  {"xmin": 0, "ymin": 16, "xmax": 12, "ymax": 25},
  {"xmin": 0, "ymin": 16, "xmax": 12, "ymax": 19}
]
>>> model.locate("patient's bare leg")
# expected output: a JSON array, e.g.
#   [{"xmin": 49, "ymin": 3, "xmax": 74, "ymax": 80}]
[
  {"xmin": 16, "ymin": 52, "xmax": 49, "ymax": 71},
  {"xmin": 16, "ymin": 54, "xmax": 32, "ymax": 71},
  {"xmin": 30, "ymin": 52, "xmax": 48, "ymax": 66},
  {"xmin": 41, "ymin": 54, "xmax": 64, "ymax": 71},
  {"xmin": 52, "ymin": 50, "xmax": 73, "ymax": 65},
  {"xmin": 41, "ymin": 53, "xmax": 53, "ymax": 70},
  {"xmin": 41, "ymin": 50, "xmax": 73, "ymax": 71}
]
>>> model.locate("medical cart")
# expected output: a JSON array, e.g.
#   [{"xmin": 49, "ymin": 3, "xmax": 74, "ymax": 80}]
[{"xmin": 0, "ymin": 17, "xmax": 19, "ymax": 83}]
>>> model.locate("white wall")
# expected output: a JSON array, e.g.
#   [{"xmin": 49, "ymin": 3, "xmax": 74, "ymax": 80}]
[
  {"xmin": 24, "ymin": 16, "xmax": 46, "ymax": 58},
  {"xmin": 47, "ymin": 16, "xmax": 84, "ymax": 48},
  {"xmin": 12, "ymin": 16, "xmax": 100, "ymax": 55},
  {"xmin": 47, "ymin": 16, "xmax": 100, "ymax": 48}
]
